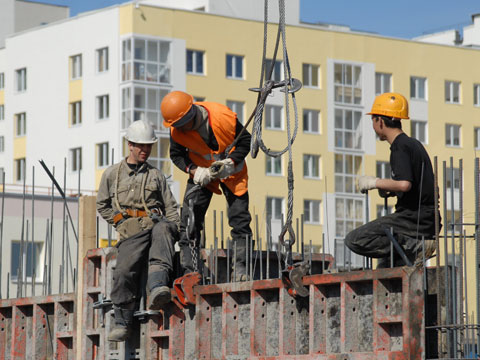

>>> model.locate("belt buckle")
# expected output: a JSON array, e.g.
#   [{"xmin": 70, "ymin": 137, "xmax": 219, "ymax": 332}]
[
  {"xmin": 132, "ymin": 209, "xmax": 138, "ymax": 217},
  {"xmin": 151, "ymin": 208, "xmax": 159, "ymax": 214}
]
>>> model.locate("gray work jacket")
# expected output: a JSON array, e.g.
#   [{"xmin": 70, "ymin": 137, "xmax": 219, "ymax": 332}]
[{"xmin": 96, "ymin": 159, "xmax": 180, "ymax": 227}]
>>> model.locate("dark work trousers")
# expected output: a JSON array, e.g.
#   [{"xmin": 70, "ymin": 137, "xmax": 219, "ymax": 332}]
[
  {"xmin": 110, "ymin": 219, "xmax": 178, "ymax": 306},
  {"xmin": 345, "ymin": 206, "xmax": 440, "ymax": 266},
  {"xmin": 178, "ymin": 179, "xmax": 252, "ymax": 273}
]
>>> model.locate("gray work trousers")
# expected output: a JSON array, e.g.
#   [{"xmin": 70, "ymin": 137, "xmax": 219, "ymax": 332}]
[
  {"xmin": 110, "ymin": 219, "xmax": 178, "ymax": 305},
  {"xmin": 345, "ymin": 206, "xmax": 439, "ymax": 266}
]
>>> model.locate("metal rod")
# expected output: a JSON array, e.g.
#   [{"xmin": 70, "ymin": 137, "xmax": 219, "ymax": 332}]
[
  {"xmin": 226, "ymin": 237, "xmax": 230, "ymax": 283},
  {"xmin": 209, "ymin": 244, "xmax": 214, "ymax": 285},
  {"xmin": 96, "ymin": 216, "xmax": 99, "ymax": 249},
  {"xmin": 31, "ymin": 166, "xmax": 35, "ymax": 297},
  {"xmin": 220, "ymin": 211, "xmax": 224, "ymax": 250},
  {"xmin": 301, "ymin": 214, "xmax": 304, "ymax": 261},
  {"xmin": 475, "ymin": 158, "xmax": 480, "ymax": 353},
  {"xmin": 266, "ymin": 216, "xmax": 271, "ymax": 279},
  {"xmin": 66, "ymin": 215, "xmax": 74, "ymax": 292},
  {"xmin": 459, "ymin": 159, "xmax": 465, "ymax": 354},
  {"xmin": 384, "ymin": 227, "xmax": 412, "ymax": 266},
  {"xmin": 42, "ymin": 219, "xmax": 49, "ymax": 295},
  {"xmin": 450, "ymin": 157, "xmax": 458, "ymax": 357},
  {"xmin": 61, "ymin": 158, "xmax": 66, "ymax": 294},
  {"xmin": 259, "ymin": 235, "xmax": 263, "ymax": 280},
  {"xmin": 76, "ymin": 162, "xmax": 80, "ymax": 290},
  {"xmin": 322, "ymin": 233, "xmax": 326, "ymax": 273},
  {"xmin": 25, "ymin": 219, "xmax": 29, "ymax": 296},
  {"xmin": 443, "ymin": 160, "xmax": 452, "ymax": 357},
  {"xmin": 18, "ymin": 162, "xmax": 27, "ymax": 298},
  {"xmin": 249, "ymin": 234, "xmax": 253, "ymax": 280},
  {"xmin": 48, "ymin": 167, "xmax": 55, "ymax": 295},
  {"xmin": 233, "ymin": 241, "xmax": 237, "ymax": 282},
  {"xmin": 296, "ymin": 217, "xmax": 299, "ymax": 254},
  {"xmin": 309, "ymin": 239, "xmax": 312, "ymax": 275},
  {"xmin": 0, "ymin": 171, "xmax": 5, "ymax": 298},
  {"xmin": 6, "ymin": 272, "xmax": 9, "ymax": 298},
  {"xmin": 434, "ymin": 156, "xmax": 443, "ymax": 357},
  {"xmin": 214, "ymin": 234, "xmax": 218, "ymax": 285}
]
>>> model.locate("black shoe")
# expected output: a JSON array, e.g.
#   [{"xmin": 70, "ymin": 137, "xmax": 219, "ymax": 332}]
[{"xmin": 148, "ymin": 286, "xmax": 171, "ymax": 310}]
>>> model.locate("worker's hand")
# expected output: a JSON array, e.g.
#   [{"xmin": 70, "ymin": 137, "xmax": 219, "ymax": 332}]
[
  {"xmin": 193, "ymin": 166, "xmax": 212, "ymax": 186},
  {"xmin": 357, "ymin": 176, "xmax": 378, "ymax": 194},
  {"xmin": 210, "ymin": 158, "xmax": 235, "ymax": 179},
  {"xmin": 116, "ymin": 217, "xmax": 143, "ymax": 240}
]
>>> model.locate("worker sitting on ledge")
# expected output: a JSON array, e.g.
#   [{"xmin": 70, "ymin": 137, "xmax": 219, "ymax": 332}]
[
  {"xmin": 161, "ymin": 90, "xmax": 253, "ymax": 281},
  {"xmin": 345, "ymin": 92, "xmax": 441, "ymax": 268},
  {"xmin": 96, "ymin": 120, "xmax": 180, "ymax": 342}
]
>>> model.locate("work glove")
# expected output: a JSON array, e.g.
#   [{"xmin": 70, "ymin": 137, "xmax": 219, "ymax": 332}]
[
  {"xmin": 193, "ymin": 166, "xmax": 212, "ymax": 187},
  {"xmin": 116, "ymin": 217, "xmax": 143, "ymax": 240},
  {"xmin": 210, "ymin": 158, "xmax": 235, "ymax": 179},
  {"xmin": 357, "ymin": 176, "xmax": 378, "ymax": 194}
]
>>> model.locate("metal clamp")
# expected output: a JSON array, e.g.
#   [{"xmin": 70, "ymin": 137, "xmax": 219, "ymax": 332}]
[
  {"xmin": 249, "ymin": 78, "xmax": 302, "ymax": 94},
  {"xmin": 282, "ymin": 261, "xmax": 310, "ymax": 298},
  {"xmin": 92, "ymin": 294, "xmax": 113, "ymax": 327},
  {"xmin": 173, "ymin": 272, "xmax": 202, "ymax": 307}
]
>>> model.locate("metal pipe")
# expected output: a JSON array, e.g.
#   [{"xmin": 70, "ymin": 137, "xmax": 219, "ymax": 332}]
[
  {"xmin": 61, "ymin": 158, "xmax": 66, "ymax": 294},
  {"xmin": 434, "ymin": 156, "xmax": 442, "ymax": 357},
  {"xmin": 31, "ymin": 166, "xmax": 35, "ymax": 296}
]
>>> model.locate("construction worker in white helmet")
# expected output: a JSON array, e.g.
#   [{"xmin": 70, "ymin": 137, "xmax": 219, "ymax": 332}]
[
  {"xmin": 161, "ymin": 90, "xmax": 253, "ymax": 281},
  {"xmin": 96, "ymin": 120, "xmax": 180, "ymax": 342},
  {"xmin": 345, "ymin": 92, "xmax": 441, "ymax": 267}
]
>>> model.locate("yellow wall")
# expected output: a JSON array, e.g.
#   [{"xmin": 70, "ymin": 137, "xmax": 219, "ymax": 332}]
[
  {"xmin": 0, "ymin": 90, "xmax": 4, "ymax": 104},
  {"xmin": 13, "ymin": 137, "xmax": 26, "ymax": 159}
]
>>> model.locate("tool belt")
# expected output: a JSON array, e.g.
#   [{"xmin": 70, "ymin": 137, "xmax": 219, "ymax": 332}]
[{"xmin": 113, "ymin": 208, "xmax": 160, "ymax": 225}]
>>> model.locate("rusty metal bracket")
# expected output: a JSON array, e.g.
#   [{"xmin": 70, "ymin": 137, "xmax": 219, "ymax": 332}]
[
  {"xmin": 134, "ymin": 309, "xmax": 161, "ymax": 321},
  {"xmin": 92, "ymin": 294, "xmax": 113, "ymax": 327},
  {"xmin": 173, "ymin": 271, "xmax": 202, "ymax": 307},
  {"xmin": 282, "ymin": 261, "xmax": 310, "ymax": 298}
]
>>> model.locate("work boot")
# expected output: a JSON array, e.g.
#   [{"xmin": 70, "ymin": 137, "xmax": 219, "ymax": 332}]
[
  {"xmin": 230, "ymin": 236, "xmax": 254, "ymax": 282},
  {"xmin": 414, "ymin": 239, "xmax": 436, "ymax": 266},
  {"xmin": 147, "ymin": 270, "xmax": 171, "ymax": 310},
  {"xmin": 148, "ymin": 286, "xmax": 171, "ymax": 310},
  {"xmin": 231, "ymin": 261, "xmax": 249, "ymax": 282},
  {"xmin": 108, "ymin": 307, "xmax": 134, "ymax": 342}
]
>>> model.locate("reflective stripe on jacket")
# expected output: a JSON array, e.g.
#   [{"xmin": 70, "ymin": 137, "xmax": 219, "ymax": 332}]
[{"xmin": 171, "ymin": 102, "xmax": 248, "ymax": 196}]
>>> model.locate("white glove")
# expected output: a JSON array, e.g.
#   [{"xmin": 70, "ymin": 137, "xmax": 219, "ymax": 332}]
[
  {"xmin": 210, "ymin": 158, "xmax": 235, "ymax": 179},
  {"xmin": 357, "ymin": 176, "xmax": 378, "ymax": 193},
  {"xmin": 193, "ymin": 166, "xmax": 212, "ymax": 187}
]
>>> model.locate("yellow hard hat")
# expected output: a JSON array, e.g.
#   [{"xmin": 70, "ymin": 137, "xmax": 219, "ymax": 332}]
[{"xmin": 367, "ymin": 92, "xmax": 409, "ymax": 120}]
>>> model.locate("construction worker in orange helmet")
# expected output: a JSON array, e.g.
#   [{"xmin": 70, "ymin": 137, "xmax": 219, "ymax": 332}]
[
  {"xmin": 96, "ymin": 120, "xmax": 180, "ymax": 342},
  {"xmin": 344, "ymin": 92, "xmax": 441, "ymax": 267},
  {"xmin": 161, "ymin": 90, "xmax": 253, "ymax": 281}
]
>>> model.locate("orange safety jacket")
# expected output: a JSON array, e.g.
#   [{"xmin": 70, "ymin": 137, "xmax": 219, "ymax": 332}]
[{"xmin": 170, "ymin": 102, "xmax": 248, "ymax": 196}]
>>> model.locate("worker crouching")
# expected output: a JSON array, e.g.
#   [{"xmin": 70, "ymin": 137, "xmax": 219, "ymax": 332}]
[
  {"xmin": 161, "ymin": 91, "xmax": 253, "ymax": 281},
  {"xmin": 96, "ymin": 120, "xmax": 180, "ymax": 342}
]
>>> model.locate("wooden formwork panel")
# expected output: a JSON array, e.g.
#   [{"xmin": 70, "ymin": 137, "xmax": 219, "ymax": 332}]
[{"xmin": 0, "ymin": 294, "xmax": 75, "ymax": 360}]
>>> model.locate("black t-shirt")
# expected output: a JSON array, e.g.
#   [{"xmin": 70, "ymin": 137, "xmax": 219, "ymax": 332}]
[{"xmin": 390, "ymin": 133, "xmax": 435, "ymax": 211}]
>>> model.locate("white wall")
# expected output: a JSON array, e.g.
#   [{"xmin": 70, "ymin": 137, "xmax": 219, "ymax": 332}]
[{"xmin": 14, "ymin": 0, "xmax": 69, "ymax": 33}]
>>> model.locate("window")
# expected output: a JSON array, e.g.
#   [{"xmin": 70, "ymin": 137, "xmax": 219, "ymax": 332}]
[
  {"xmin": 226, "ymin": 54, "xmax": 243, "ymax": 79},
  {"xmin": 411, "ymin": 120, "xmax": 428, "ymax": 144},
  {"xmin": 475, "ymin": 128, "xmax": 480, "ymax": 149},
  {"xmin": 376, "ymin": 161, "xmax": 391, "ymax": 179},
  {"xmin": 265, "ymin": 59, "xmax": 283, "ymax": 82},
  {"xmin": 122, "ymin": 86, "xmax": 169, "ymax": 130},
  {"xmin": 303, "ymin": 109, "xmax": 320, "ymax": 133},
  {"xmin": 446, "ymin": 210, "xmax": 462, "ymax": 234},
  {"xmin": 335, "ymin": 197, "xmax": 363, "ymax": 238},
  {"xmin": 97, "ymin": 142, "xmax": 109, "ymax": 168},
  {"xmin": 475, "ymin": 84, "xmax": 480, "ymax": 106},
  {"xmin": 15, "ymin": 68, "xmax": 26, "ymax": 92},
  {"xmin": 266, "ymin": 197, "xmax": 283, "ymax": 221},
  {"xmin": 70, "ymin": 55, "xmax": 82, "ymax": 79},
  {"xmin": 15, "ymin": 158, "xmax": 25, "ymax": 182},
  {"xmin": 445, "ymin": 168, "xmax": 460, "ymax": 190},
  {"xmin": 0, "ymin": 136, "xmax": 4, "ymax": 152},
  {"xmin": 265, "ymin": 105, "xmax": 282, "ymax": 130},
  {"xmin": 266, "ymin": 154, "xmax": 282, "ymax": 176},
  {"xmin": 122, "ymin": 38, "xmax": 171, "ymax": 83},
  {"xmin": 11, "ymin": 241, "xmax": 43, "ymax": 281},
  {"xmin": 445, "ymin": 81, "xmax": 460, "ymax": 104},
  {"xmin": 193, "ymin": 96, "xmax": 205, "ymax": 102},
  {"xmin": 0, "ymin": 105, "xmax": 4, "ymax": 121},
  {"xmin": 445, "ymin": 124, "xmax": 460, "ymax": 147},
  {"xmin": 302, "ymin": 63, "xmax": 319, "ymax": 87},
  {"xmin": 410, "ymin": 77, "xmax": 427, "ymax": 100},
  {"xmin": 226, "ymin": 100, "xmax": 244, "ymax": 124},
  {"xmin": 96, "ymin": 47, "xmax": 109, "ymax": 73},
  {"xmin": 335, "ymin": 153, "xmax": 362, "ymax": 194},
  {"xmin": 15, "ymin": 113, "xmax": 26, "ymax": 136},
  {"xmin": 375, "ymin": 72, "xmax": 391, "ymax": 95},
  {"xmin": 186, "ymin": 49, "xmax": 204, "ymax": 75},
  {"xmin": 96, "ymin": 95, "xmax": 109, "ymax": 120},
  {"xmin": 70, "ymin": 101, "xmax": 82, "ymax": 126},
  {"xmin": 70, "ymin": 147, "xmax": 82, "ymax": 172},
  {"xmin": 0, "ymin": 72, "xmax": 4, "ymax": 89},
  {"xmin": 334, "ymin": 109, "xmax": 362, "ymax": 150},
  {"xmin": 304, "ymin": 200, "xmax": 321, "ymax": 224},
  {"xmin": 303, "ymin": 154, "xmax": 320, "ymax": 178},
  {"xmin": 334, "ymin": 63, "xmax": 362, "ymax": 105}
]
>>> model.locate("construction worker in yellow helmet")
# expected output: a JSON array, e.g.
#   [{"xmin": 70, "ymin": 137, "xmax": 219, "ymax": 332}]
[
  {"xmin": 345, "ymin": 92, "xmax": 441, "ymax": 267},
  {"xmin": 161, "ymin": 91, "xmax": 253, "ymax": 281}
]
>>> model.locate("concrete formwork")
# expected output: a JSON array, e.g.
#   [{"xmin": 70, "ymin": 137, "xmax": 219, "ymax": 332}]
[
  {"xmin": 80, "ymin": 247, "xmax": 424, "ymax": 360},
  {"xmin": 0, "ymin": 293, "xmax": 76, "ymax": 360}
]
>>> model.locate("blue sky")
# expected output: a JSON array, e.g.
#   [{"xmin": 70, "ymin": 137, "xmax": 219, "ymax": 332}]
[{"xmin": 39, "ymin": 0, "xmax": 480, "ymax": 39}]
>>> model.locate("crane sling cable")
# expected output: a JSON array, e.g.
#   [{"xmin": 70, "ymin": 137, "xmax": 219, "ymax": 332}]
[{"xmin": 216, "ymin": 0, "xmax": 301, "ymax": 269}]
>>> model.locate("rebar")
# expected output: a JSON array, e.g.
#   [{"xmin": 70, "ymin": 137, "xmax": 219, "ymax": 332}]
[
  {"xmin": 443, "ymin": 160, "xmax": 452, "ymax": 357},
  {"xmin": 475, "ymin": 158, "xmax": 480, "ymax": 353},
  {"xmin": 31, "ymin": 166, "xmax": 35, "ymax": 297},
  {"xmin": 0, "ymin": 172, "xmax": 4, "ymax": 299},
  {"xmin": 434, "ymin": 156, "xmax": 443, "ymax": 356},
  {"xmin": 450, "ymin": 157, "xmax": 458, "ymax": 357}
]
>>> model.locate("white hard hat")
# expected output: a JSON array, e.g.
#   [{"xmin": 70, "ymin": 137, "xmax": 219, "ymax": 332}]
[{"xmin": 125, "ymin": 120, "xmax": 158, "ymax": 144}]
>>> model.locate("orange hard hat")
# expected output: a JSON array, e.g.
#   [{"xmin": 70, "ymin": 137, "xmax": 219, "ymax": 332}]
[
  {"xmin": 161, "ymin": 91, "xmax": 196, "ymax": 128},
  {"xmin": 367, "ymin": 92, "xmax": 409, "ymax": 120}
]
